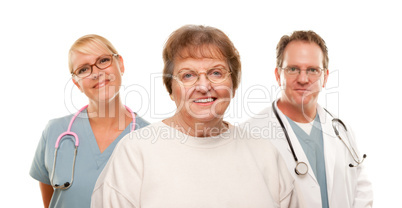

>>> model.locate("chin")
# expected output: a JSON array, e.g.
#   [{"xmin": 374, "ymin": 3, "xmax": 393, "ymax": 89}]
[
  {"xmin": 95, "ymin": 92, "xmax": 120, "ymax": 104},
  {"xmin": 294, "ymin": 96, "xmax": 317, "ymax": 108},
  {"xmin": 188, "ymin": 109, "xmax": 225, "ymax": 122}
]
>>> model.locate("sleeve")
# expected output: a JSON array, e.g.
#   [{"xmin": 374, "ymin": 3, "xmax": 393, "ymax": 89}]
[
  {"xmin": 348, "ymin": 126, "xmax": 373, "ymax": 208},
  {"xmin": 91, "ymin": 133, "xmax": 144, "ymax": 208},
  {"xmin": 91, "ymin": 183, "xmax": 137, "ymax": 208},
  {"xmin": 29, "ymin": 123, "xmax": 51, "ymax": 185}
]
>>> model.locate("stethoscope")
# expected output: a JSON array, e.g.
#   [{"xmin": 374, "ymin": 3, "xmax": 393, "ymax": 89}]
[
  {"xmin": 50, "ymin": 105, "xmax": 136, "ymax": 189},
  {"xmin": 272, "ymin": 101, "xmax": 366, "ymax": 176}
]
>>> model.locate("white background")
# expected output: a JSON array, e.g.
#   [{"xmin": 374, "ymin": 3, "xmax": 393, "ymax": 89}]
[{"xmin": 1, "ymin": 0, "xmax": 400, "ymax": 207}]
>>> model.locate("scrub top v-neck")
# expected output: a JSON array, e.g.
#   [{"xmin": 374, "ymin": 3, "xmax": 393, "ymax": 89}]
[{"xmin": 30, "ymin": 109, "xmax": 149, "ymax": 208}]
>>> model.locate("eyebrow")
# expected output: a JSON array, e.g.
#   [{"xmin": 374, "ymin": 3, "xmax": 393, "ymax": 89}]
[
  {"xmin": 73, "ymin": 55, "xmax": 108, "ymax": 71},
  {"xmin": 177, "ymin": 63, "xmax": 227, "ymax": 72},
  {"xmin": 284, "ymin": 65, "xmax": 321, "ymax": 69}
]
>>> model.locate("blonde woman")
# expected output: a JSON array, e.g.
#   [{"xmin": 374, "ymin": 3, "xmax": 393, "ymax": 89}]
[{"xmin": 30, "ymin": 34, "xmax": 149, "ymax": 208}]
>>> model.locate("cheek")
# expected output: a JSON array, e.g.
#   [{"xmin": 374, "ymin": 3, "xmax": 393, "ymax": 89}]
[
  {"xmin": 219, "ymin": 87, "xmax": 233, "ymax": 99},
  {"xmin": 171, "ymin": 84, "xmax": 188, "ymax": 104},
  {"xmin": 214, "ymin": 82, "xmax": 234, "ymax": 102},
  {"xmin": 279, "ymin": 73, "xmax": 289, "ymax": 89},
  {"xmin": 77, "ymin": 79, "xmax": 90, "ymax": 90},
  {"xmin": 312, "ymin": 78, "xmax": 324, "ymax": 90}
]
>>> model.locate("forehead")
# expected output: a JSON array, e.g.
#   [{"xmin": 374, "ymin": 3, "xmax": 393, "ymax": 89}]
[
  {"xmin": 175, "ymin": 44, "xmax": 226, "ymax": 61},
  {"xmin": 174, "ymin": 45, "xmax": 227, "ymax": 69},
  {"xmin": 174, "ymin": 57, "xmax": 228, "ymax": 72},
  {"xmin": 283, "ymin": 41, "xmax": 324, "ymax": 67},
  {"xmin": 70, "ymin": 51, "xmax": 103, "ymax": 69}
]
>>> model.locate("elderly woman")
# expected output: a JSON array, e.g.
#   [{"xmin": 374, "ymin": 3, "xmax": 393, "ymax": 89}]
[
  {"xmin": 30, "ymin": 34, "xmax": 149, "ymax": 208},
  {"xmin": 91, "ymin": 25, "xmax": 301, "ymax": 208}
]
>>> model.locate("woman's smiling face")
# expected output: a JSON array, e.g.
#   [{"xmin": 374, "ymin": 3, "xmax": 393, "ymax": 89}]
[
  {"xmin": 71, "ymin": 51, "xmax": 124, "ymax": 104},
  {"xmin": 170, "ymin": 57, "xmax": 234, "ymax": 123}
]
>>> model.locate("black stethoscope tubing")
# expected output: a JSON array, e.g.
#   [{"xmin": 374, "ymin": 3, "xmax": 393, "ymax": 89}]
[
  {"xmin": 272, "ymin": 100, "xmax": 366, "ymax": 176},
  {"xmin": 272, "ymin": 101, "xmax": 309, "ymax": 175}
]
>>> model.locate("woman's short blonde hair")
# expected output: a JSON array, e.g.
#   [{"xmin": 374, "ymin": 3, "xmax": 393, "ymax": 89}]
[
  {"xmin": 162, "ymin": 25, "xmax": 241, "ymax": 94},
  {"xmin": 68, "ymin": 34, "xmax": 118, "ymax": 73}
]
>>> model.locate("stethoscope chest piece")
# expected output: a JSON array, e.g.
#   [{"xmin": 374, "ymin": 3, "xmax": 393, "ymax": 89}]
[{"xmin": 295, "ymin": 161, "xmax": 308, "ymax": 175}]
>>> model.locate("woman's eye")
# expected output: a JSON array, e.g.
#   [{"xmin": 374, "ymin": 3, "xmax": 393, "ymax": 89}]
[
  {"xmin": 208, "ymin": 69, "xmax": 223, "ymax": 77},
  {"xmin": 99, "ymin": 58, "xmax": 111, "ymax": 64},
  {"xmin": 78, "ymin": 67, "xmax": 89, "ymax": 74},
  {"xmin": 181, "ymin": 72, "xmax": 196, "ymax": 80}
]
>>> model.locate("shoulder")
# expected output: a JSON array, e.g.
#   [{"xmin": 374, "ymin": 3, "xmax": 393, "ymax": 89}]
[
  {"xmin": 133, "ymin": 115, "xmax": 150, "ymax": 129},
  {"xmin": 232, "ymin": 126, "xmax": 295, "ymax": 194},
  {"xmin": 247, "ymin": 106, "xmax": 273, "ymax": 120},
  {"xmin": 40, "ymin": 114, "xmax": 75, "ymax": 142},
  {"xmin": 100, "ymin": 123, "xmax": 168, "ymax": 173},
  {"xmin": 241, "ymin": 106, "xmax": 276, "ymax": 128},
  {"xmin": 232, "ymin": 125, "xmax": 280, "ymax": 159},
  {"xmin": 47, "ymin": 114, "xmax": 74, "ymax": 129},
  {"xmin": 119, "ymin": 122, "xmax": 166, "ymax": 146}
]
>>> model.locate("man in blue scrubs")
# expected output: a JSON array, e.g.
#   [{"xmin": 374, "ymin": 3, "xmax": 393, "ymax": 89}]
[{"xmin": 243, "ymin": 30, "xmax": 373, "ymax": 207}]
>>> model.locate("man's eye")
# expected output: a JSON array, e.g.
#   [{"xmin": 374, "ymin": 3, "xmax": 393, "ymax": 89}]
[
  {"xmin": 289, "ymin": 67, "xmax": 298, "ymax": 72},
  {"xmin": 308, "ymin": 68, "xmax": 318, "ymax": 73}
]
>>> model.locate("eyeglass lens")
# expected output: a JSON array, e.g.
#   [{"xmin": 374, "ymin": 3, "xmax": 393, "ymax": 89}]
[
  {"xmin": 73, "ymin": 55, "xmax": 114, "ymax": 78},
  {"xmin": 176, "ymin": 68, "xmax": 229, "ymax": 85}
]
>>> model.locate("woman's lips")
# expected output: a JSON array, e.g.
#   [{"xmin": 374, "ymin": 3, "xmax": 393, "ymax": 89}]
[
  {"xmin": 193, "ymin": 97, "xmax": 217, "ymax": 105},
  {"xmin": 93, "ymin": 80, "xmax": 110, "ymax": 89}
]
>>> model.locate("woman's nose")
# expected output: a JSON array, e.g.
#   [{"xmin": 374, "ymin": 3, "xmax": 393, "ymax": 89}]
[
  {"xmin": 194, "ymin": 74, "xmax": 211, "ymax": 93},
  {"xmin": 90, "ymin": 70, "xmax": 105, "ymax": 80}
]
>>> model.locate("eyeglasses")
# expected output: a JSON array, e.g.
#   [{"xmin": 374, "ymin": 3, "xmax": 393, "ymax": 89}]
[
  {"xmin": 281, "ymin": 66, "xmax": 324, "ymax": 77},
  {"xmin": 172, "ymin": 67, "xmax": 232, "ymax": 86},
  {"xmin": 72, "ymin": 54, "xmax": 118, "ymax": 79}
]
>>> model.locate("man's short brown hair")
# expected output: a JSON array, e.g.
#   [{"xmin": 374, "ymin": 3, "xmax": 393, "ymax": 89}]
[{"xmin": 276, "ymin": 30, "xmax": 329, "ymax": 70}]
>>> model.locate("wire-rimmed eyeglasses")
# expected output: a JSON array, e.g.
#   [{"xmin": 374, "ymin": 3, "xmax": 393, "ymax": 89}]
[
  {"xmin": 172, "ymin": 67, "xmax": 232, "ymax": 86},
  {"xmin": 280, "ymin": 66, "xmax": 324, "ymax": 78},
  {"xmin": 71, "ymin": 54, "xmax": 119, "ymax": 79}
]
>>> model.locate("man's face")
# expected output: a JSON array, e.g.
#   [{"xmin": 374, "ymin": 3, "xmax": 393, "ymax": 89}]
[{"xmin": 275, "ymin": 41, "xmax": 328, "ymax": 109}]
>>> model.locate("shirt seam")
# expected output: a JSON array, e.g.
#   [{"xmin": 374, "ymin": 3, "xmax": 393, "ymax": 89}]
[{"xmin": 102, "ymin": 181, "xmax": 137, "ymax": 206}]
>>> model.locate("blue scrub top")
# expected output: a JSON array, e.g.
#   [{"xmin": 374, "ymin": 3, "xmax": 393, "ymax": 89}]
[
  {"xmin": 286, "ymin": 114, "xmax": 329, "ymax": 208},
  {"xmin": 30, "ymin": 109, "xmax": 149, "ymax": 208}
]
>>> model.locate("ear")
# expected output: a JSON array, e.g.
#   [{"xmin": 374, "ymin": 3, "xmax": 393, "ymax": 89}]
[
  {"xmin": 72, "ymin": 77, "xmax": 83, "ymax": 93},
  {"xmin": 322, "ymin": 69, "xmax": 329, "ymax": 88},
  {"xmin": 275, "ymin": 68, "xmax": 281, "ymax": 86},
  {"xmin": 118, "ymin": 55, "xmax": 125, "ymax": 75}
]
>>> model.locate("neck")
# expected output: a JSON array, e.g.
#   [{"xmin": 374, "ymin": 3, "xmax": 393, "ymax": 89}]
[
  {"xmin": 164, "ymin": 114, "xmax": 228, "ymax": 137},
  {"xmin": 277, "ymin": 98, "xmax": 317, "ymax": 123},
  {"xmin": 86, "ymin": 97, "xmax": 132, "ymax": 131}
]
